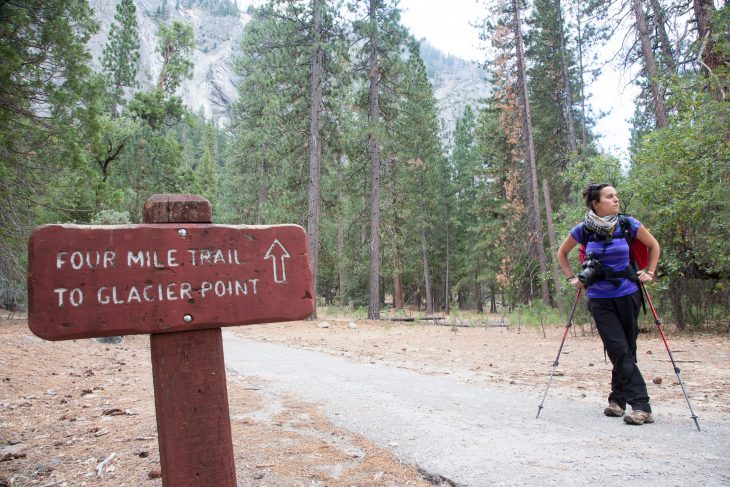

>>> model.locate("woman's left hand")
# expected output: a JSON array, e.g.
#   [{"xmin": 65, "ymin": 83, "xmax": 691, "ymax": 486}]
[{"xmin": 638, "ymin": 270, "xmax": 654, "ymax": 284}]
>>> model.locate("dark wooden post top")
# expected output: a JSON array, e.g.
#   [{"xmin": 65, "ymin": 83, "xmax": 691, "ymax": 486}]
[{"xmin": 144, "ymin": 194, "xmax": 212, "ymax": 223}]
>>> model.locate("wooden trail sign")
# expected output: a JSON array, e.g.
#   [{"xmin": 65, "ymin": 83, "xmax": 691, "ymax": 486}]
[
  {"xmin": 28, "ymin": 221, "xmax": 313, "ymax": 340},
  {"xmin": 26, "ymin": 194, "xmax": 315, "ymax": 486}
]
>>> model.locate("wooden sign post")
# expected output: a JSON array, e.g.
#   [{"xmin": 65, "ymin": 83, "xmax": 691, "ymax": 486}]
[{"xmin": 27, "ymin": 194, "xmax": 315, "ymax": 486}]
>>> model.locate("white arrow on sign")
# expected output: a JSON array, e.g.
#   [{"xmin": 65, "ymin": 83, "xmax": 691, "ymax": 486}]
[{"xmin": 264, "ymin": 239, "xmax": 290, "ymax": 284}]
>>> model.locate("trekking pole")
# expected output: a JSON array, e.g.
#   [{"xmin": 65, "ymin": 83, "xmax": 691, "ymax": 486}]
[
  {"xmin": 536, "ymin": 288, "xmax": 581, "ymax": 419},
  {"xmin": 641, "ymin": 283, "xmax": 701, "ymax": 431}
]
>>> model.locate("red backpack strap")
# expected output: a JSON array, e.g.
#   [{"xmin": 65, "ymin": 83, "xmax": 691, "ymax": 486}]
[{"xmin": 579, "ymin": 223, "xmax": 589, "ymax": 263}]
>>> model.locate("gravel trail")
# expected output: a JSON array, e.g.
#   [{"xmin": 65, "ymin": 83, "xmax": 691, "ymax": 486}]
[{"xmin": 223, "ymin": 333, "xmax": 730, "ymax": 486}]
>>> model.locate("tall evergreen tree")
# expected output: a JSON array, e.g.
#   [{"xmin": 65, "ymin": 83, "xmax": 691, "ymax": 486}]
[
  {"xmin": 196, "ymin": 121, "xmax": 219, "ymax": 206},
  {"xmin": 390, "ymin": 40, "xmax": 448, "ymax": 315},
  {"xmin": 226, "ymin": 0, "xmax": 351, "ymax": 303},
  {"xmin": 366, "ymin": 0, "xmax": 384, "ymax": 319},
  {"xmin": 308, "ymin": 0, "xmax": 325, "ymax": 309},
  {"xmin": 526, "ymin": 0, "xmax": 580, "ymax": 204},
  {"xmin": 632, "ymin": 0, "xmax": 669, "ymax": 128},
  {"xmin": 451, "ymin": 105, "xmax": 486, "ymax": 311},
  {"xmin": 350, "ymin": 0, "xmax": 410, "ymax": 318},
  {"xmin": 513, "ymin": 0, "xmax": 550, "ymax": 306},
  {"xmin": 156, "ymin": 21, "xmax": 195, "ymax": 94},
  {"xmin": 101, "ymin": 0, "xmax": 140, "ymax": 113}
]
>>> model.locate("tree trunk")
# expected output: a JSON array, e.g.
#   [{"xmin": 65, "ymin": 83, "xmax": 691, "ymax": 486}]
[
  {"xmin": 556, "ymin": 0, "xmax": 577, "ymax": 153},
  {"xmin": 543, "ymin": 178, "xmax": 562, "ymax": 298},
  {"xmin": 694, "ymin": 0, "xmax": 720, "ymax": 70},
  {"xmin": 417, "ymin": 168, "xmax": 433, "ymax": 315},
  {"xmin": 258, "ymin": 144, "xmax": 269, "ymax": 225},
  {"xmin": 489, "ymin": 284, "xmax": 498, "ymax": 313},
  {"xmin": 306, "ymin": 0, "xmax": 324, "ymax": 316},
  {"xmin": 336, "ymin": 155, "xmax": 345, "ymax": 304},
  {"xmin": 475, "ymin": 271, "xmax": 483, "ymax": 313},
  {"xmin": 633, "ymin": 0, "xmax": 669, "ymax": 128},
  {"xmin": 445, "ymin": 205, "xmax": 451, "ymax": 314},
  {"xmin": 513, "ymin": 0, "xmax": 551, "ymax": 306},
  {"xmin": 394, "ymin": 272, "xmax": 403, "ymax": 309},
  {"xmin": 575, "ymin": 3, "xmax": 588, "ymax": 152},
  {"xmin": 694, "ymin": 0, "xmax": 713, "ymax": 41},
  {"xmin": 649, "ymin": 0, "xmax": 676, "ymax": 75},
  {"xmin": 367, "ymin": 0, "xmax": 381, "ymax": 320}
]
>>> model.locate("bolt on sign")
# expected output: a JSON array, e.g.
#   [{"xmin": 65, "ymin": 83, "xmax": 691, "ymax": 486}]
[{"xmin": 28, "ymin": 223, "xmax": 314, "ymax": 340}]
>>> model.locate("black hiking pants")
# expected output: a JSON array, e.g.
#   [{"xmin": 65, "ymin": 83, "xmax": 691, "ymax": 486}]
[{"xmin": 588, "ymin": 290, "xmax": 651, "ymax": 413}]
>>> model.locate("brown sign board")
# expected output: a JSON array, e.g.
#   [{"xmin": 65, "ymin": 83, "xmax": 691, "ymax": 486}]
[{"xmin": 28, "ymin": 223, "xmax": 314, "ymax": 340}]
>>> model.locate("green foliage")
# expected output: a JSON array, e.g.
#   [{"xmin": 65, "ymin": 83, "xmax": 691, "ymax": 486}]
[
  {"xmin": 156, "ymin": 21, "xmax": 195, "ymax": 94},
  {"xmin": 91, "ymin": 209, "xmax": 131, "ymax": 225},
  {"xmin": 632, "ymin": 92, "xmax": 730, "ymax": 282},
  {"xmin": 451, "ymin": 105, "xmax": 488, "ymax": 309},
  {"xmin": 102, "ymin": 0, "xmax": 140, "ymax": 95},
  {"xmin": 526, "ymin": 0, "xmax": 580, "ymax": 184},
  {"xmin": 513, "ymin": 300, "xmax": 564, "ymax": 328},
  {"xmin": 192, "ymin": 121, "xmax": 220, "ymax": 207},
  {"xmin": 0, "ymin": 0, "xmax": 99, "ymax": 284},
  {"xmin": 128, "ymin": 91, "xmax": 186, "ymax": 130}
]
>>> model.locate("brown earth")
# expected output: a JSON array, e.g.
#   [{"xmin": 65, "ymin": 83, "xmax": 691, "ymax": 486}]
[{"xmin": 1, "ymin": 309, "xmax": 728, "ymax": 486}]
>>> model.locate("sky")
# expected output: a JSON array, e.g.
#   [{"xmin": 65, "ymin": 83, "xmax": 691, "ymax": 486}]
[{"xmin": 397, "ymin": 0, "xmax": 638, "ymax": 160}]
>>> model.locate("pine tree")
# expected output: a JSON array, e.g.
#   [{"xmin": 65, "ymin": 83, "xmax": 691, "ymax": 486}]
[
  {"xmin": 308, "ymin": 0, "xmax": 325, "ymax": 310},
  {"xmin": 196, "ymin": 121, "xmax": 219, "ymax": 206},
  {"xmin": 480, "ymin": 0, "xmax": 545, "ymax": 306},
  {"xmin": 389, "ymin": 40, "xmax": 448, "ymax": 315},
  {"xmin": 102, "ymin": 0, "xmax": 140, "ymax": 113},
  {"xmin": 451, "ymin": 105, "xmax": 484, "ymax": 311},
  {"xmin": 227, "ymin": 0, "xmax": 351, "ymax": 299},
  {"xmin": 156, "ymin": 21, "xmax": 195, "ymax": 94},
  {"xmin": 527, "ymin": 0, "xmax": 581, "ymax": 179},
  {"xmin": 350, "ymin": 0, "xmax": 410, "ymax": 318},
  {"xmin": 512, "ymin": 0, "xmax": 550, "ymax": 306}
]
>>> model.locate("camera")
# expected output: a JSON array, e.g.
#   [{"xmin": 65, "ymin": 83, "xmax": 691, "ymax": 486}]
[{"xmin": 578, "ymin": 252, "xmax": 604, "ymax": 287}]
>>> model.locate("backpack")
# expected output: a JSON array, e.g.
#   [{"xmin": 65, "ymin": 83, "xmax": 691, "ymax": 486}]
[{"xmin": 579, "ymin": 214, "xmax": 649, "ymax": 271}]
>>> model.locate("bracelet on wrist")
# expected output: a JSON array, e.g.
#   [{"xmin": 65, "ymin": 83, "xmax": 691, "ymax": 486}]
[{"xmin": 646, "ymin": 270, "xmax": 655, "ymax": 276}]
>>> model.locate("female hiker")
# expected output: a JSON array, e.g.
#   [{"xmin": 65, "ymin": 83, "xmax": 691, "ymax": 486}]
[{"xmin": 557, "ymin": 183, "xmax": 660, "ymax": 425}]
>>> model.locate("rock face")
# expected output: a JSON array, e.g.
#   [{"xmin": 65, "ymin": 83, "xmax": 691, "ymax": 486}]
[
  {"xmin": 420, "ymin": 41, "xmax": 492, "ymax": 147},
  {"xmin": 87, "ymin": 0, "xmax": 244, "ymax": 126},
  {"xmin": 86, "ymin": 1, "xmax": 491, "ymax": 136}
]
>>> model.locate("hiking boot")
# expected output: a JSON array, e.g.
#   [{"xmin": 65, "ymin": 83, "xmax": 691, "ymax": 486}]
[
  {"xmin": 623, "ymin": 409, "xmax": 654, "ymax": 425},
  {"xmin": 603, "ymin": 402, "xmax": 625, "ymax": 417}
]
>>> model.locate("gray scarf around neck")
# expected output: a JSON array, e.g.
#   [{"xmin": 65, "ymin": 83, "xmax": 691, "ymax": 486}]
[{"xmin": 583, "ymin": 210, "xmax": 618, "ymax": 238}]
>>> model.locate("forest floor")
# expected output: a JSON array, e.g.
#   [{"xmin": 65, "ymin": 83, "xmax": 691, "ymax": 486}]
[{"xmin": 1, "ymin": 308, "xmax": 729, "ymax": 486}]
